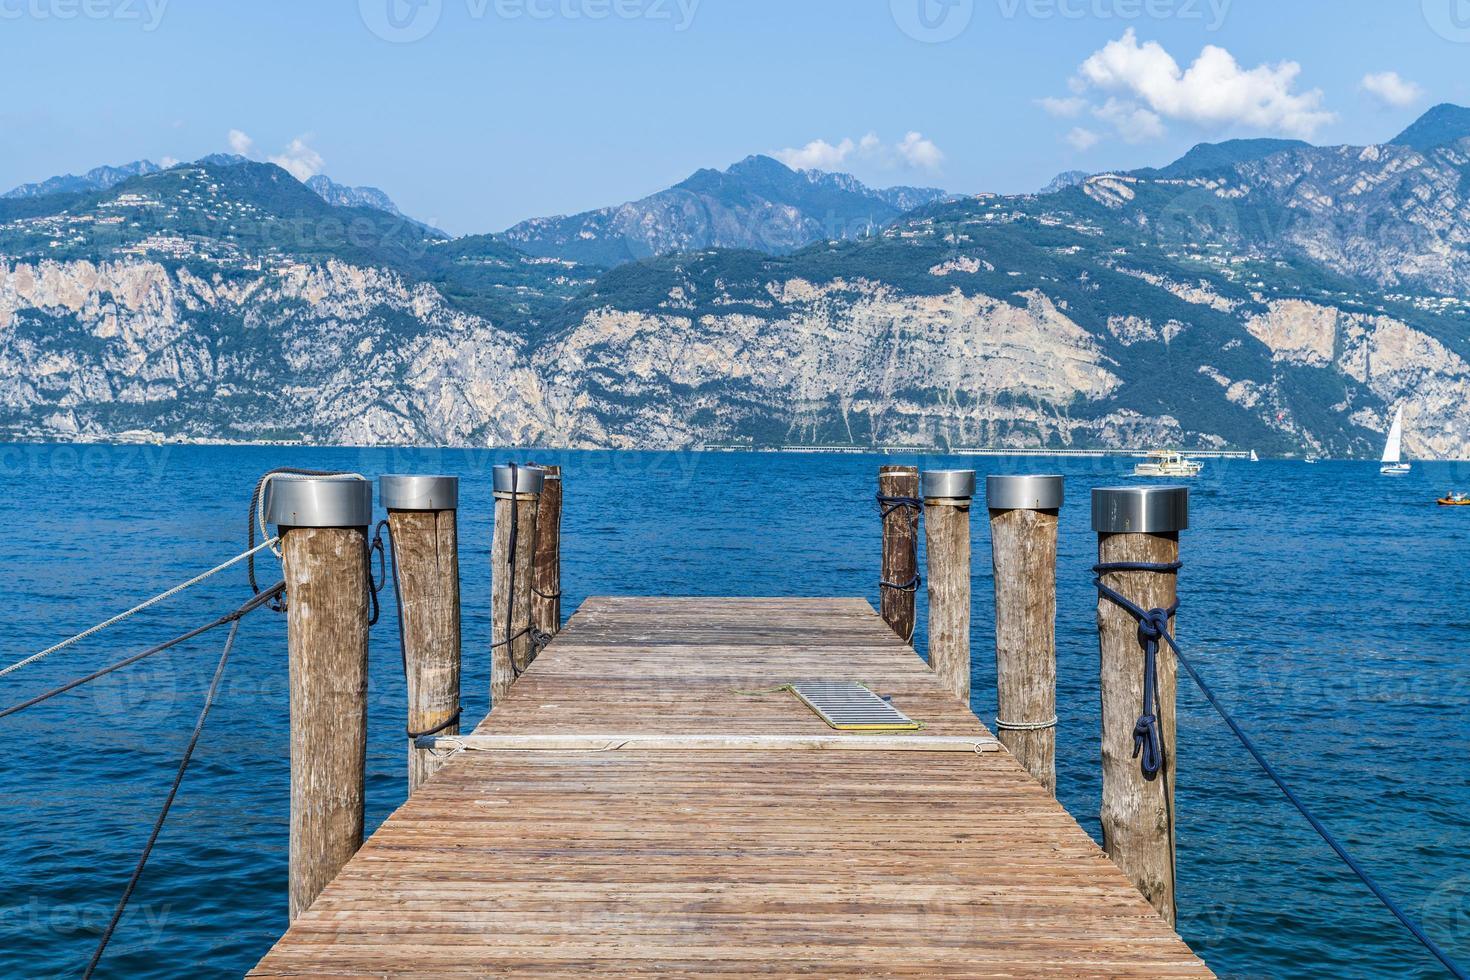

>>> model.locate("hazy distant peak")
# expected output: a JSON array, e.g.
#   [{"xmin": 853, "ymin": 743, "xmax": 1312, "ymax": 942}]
[
  {"xmin": 1389, "ymin": 102, "xmax": 1470, "ymax": 151},
  {"xmin": 2, "ymin": 159, "xmax": 161, "ymax": 199}
]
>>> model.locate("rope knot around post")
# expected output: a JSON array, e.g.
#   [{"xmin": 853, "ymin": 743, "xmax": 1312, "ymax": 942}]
[
  {"xmin": 1136, "ymin": 606, "xmax": 1172, "ymax": 646},
  {"xmin": 1093, "ymin": 564, "xmax": 1181, "ymax": 782},
  {"xmin": 1090, "ymin": 485, "xmax": 1188, "ymax": 926}
]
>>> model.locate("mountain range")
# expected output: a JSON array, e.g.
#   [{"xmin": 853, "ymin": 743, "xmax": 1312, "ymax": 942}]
[
  {"xmin": 2, "ymin": 105, "xmax": 1469, "ymax": 456},
  {"xmin": 495, "ymin": 154, "xmax": 948, "ymax": 266}
]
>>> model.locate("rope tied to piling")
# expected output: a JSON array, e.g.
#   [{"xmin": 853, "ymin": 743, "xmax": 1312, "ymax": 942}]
[
  {"xmin": 1090, "ymin": 558, "xmax": 1469, "ymax": 980},
  {"xmin": 875, "ymin": 493, "xmax": 923, "ymax": 593},
  {"xmin": 1093, "ymin": 560, "xmax": 1180, "ymax": 780}
]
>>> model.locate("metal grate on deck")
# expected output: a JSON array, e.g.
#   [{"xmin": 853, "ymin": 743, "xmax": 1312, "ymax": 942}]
[{"xmin": 789, "ymin": 681, "xmax": 921, "ymax": 732}]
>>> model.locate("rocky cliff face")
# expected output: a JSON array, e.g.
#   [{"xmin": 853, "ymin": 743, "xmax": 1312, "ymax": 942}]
[
  {"xmin": 3, "ymin": 133, "xmax": 1469, "ymax": 456},
  {"xmin": 0, "ymin": 258, "xmax": 550, "ymax": 445},
  {"xmin": 3, "ymin": 245, "xmax": 1468, "ymax": 456},
  {"xmin": 1244, "ymin": 298, "xmax": 1470, "ymax": 459}
]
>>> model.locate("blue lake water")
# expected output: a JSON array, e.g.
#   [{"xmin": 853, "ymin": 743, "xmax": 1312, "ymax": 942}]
[{"xmin": 1, "ymin": 444, "xmax": 1467, "ymax": 978}]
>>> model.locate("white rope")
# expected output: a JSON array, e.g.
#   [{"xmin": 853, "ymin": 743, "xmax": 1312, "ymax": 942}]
[
  {"xmin": 0, "ymin": 537, "xmax": 280, "ymax": 680},
  {"xmin": 994, "ymin": 716, "xmax": 1058, "ymax": 732},
  {"xmin": 255, "ymin": 472, "xmax": 367, "ymax": 558}
]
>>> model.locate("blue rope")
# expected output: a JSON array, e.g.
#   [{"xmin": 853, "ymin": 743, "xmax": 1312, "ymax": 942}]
[{"xmin": 1093, "ymin": 560, "xmax": 1468, "ymax": 980}]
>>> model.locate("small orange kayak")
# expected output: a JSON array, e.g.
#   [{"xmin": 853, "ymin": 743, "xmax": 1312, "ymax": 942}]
[{"xmin": 1438, "ymin": 494, "xmax": 1470, "ymax": 506}]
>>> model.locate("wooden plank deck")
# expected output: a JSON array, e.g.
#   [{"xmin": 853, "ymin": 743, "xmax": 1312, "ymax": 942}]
[{"xmin": 251, "ymin": 596, "xmax": 1212, "ymax": 978}]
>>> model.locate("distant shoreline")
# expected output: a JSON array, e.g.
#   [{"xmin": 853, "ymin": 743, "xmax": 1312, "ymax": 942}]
[{"xmin": 0, "ymin": 437, "xmax": 1283, "ymax": 459}]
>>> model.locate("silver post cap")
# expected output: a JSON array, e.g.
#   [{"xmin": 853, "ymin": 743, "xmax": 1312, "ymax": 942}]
[
  {"xmin": 921, "ymin": 469, "xmax": 976, "ymax": 500},
  {"xmin": 1091, "ymin": 486, "xmax": 1189, "ymax": 534},
  {"xmin": 264, "ymin": 477, "xmax": 373, "ymax": 528},
  {"xmin": 380, "ymin": 474, "xmax": 459, "ymax": 511},
  {"xmin": 492, "ymin": 464, "xmax": 546, "ymax": 495},
  {"xmin": 986, "ymin": 474, "xmax": 1064, "ymax": 511}
]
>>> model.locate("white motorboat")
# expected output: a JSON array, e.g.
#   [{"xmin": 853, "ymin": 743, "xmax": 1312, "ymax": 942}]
[{"xmin": 1134, "ymin": 450, "xmax": 1204, "ymax": 477}]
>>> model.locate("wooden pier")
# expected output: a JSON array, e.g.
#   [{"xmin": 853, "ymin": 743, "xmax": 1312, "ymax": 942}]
[{"xmin": 250, "ymin": 596, "xmax": 1211, "ymax": 977}]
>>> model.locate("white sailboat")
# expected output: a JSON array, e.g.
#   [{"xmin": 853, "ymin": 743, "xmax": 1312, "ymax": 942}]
[{"xmin": 1380, "ymin": 406, "xmax": 1410, "ymax": 475}]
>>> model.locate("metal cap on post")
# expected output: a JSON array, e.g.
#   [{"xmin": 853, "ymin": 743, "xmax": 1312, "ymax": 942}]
[
  {"xmin": 1091, "ymin": 486, "xmax": 1189, "ymax": 534},
  {"xmin": 265, "ymin": 478, "xmax": 373, "ymax": 528},
  {"xmin": 922, "ymin": 469, "xmax": 976, "ymax": 502},
  {"xmin": 492, "ymin": 464, "xmax": 546, "ymax": 496},
  {"xmin": 380, "ymin": 475, "xmax": 459, "ymax": 512},
  {"xmin": 987, "ymin": 474, "xmax": 1064, "ymax": 511}
]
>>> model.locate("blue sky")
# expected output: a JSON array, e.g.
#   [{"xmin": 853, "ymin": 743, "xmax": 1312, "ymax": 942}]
[{"xmin": 2, "ymin": 0, "xmax": 1468, "ymax": 234}]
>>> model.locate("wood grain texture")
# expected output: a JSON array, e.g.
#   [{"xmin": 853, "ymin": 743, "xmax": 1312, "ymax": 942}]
[
  {"xmin": 388, "ymin": 508, "xmax": 461, "ymax": 795},
  {"xmin": 878, "ymin": 465, "xmax": 919, "ymax": 643},
  {"xmin": 282, "ymin": 525, "xmax": 369, "ymax": 922},
  {"xmin": 923, "ymin": 498, "xmax": 972, "ymax": 702},
  {"xmin": 989, "ymin": 506, "xmax": 1059, "ymax": 796},
  {"xmin": 252, "ymin": 595, "xmax": 1210, "ymax": 978},
  {"xmin": 530, "ymin": 465, "xmax": 563, "ymax": 640},
  {"xmin": 1096, "ymin": 532, "xmax": 1180, "ymax": 926},
  {"xmin": 490, "ymin": 491, "xmax": 538, "ymax": 706}
]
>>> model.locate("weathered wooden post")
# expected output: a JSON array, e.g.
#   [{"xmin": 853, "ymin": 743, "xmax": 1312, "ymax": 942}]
[
  {"xmin": 265, "ymin": 476, "xmax": 374, "ymax": 922},
  {"xmin": 491, "ymin": 463, "xmax": 544, "ymax": 705},
  {"xmin": 986, "ymin": 474, "xmax": 1063, "ymax": 796},
  {"xmin": 380, "ymin": 475, "xmax": 461, "ymax": 795},
  {"xmin": 529, "ymin": 464, "xmax": 563, "ymax": 641},
  {"xmin": 1092, "ymin": 485, "xmax": 1189, "ymax": 926},
  {"xmin": 922, "ymin": 469, "xmax": 975, "ymax": 702},
  {"xmin": 877, "ymin": 464, "xmax": 920, "ymax": 642}
]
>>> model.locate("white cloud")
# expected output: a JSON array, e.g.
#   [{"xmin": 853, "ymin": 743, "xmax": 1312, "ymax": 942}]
[
  {"xmin": 1360, "ymin": 71, "xmax": 1424, "ymax": 109},
  {"xmin": 269, "ymin": 136, "xmax": 326, "ymax": 181},
  {"xmin": 896, "ymin": 131, "xmax": 944, "ymax": 171},
  {"xmin": 774, "ymin": 131, "xmax": 945, "ymax": 174},
  {"xmin": 1067, "ymin": 127, "xmax": 1101, "ymax": 151},
  {"xmin": 1093, "ymin": 98, "xmax": 1166, "ymax": 143},
  {"xmin": 1039, "ymin": 97, "xmax": 1087, "ymax": 119},
  {"xmin": 225, "ymin": 130, "xmax": 326, "ymax": 182},
  {"xmin": 1074, "ymin": 29, "xmax": 1334, "ymax": 139},
  {"xmin": 774, "ymin": 137, "xmax": 857, "ymax": 171}
]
